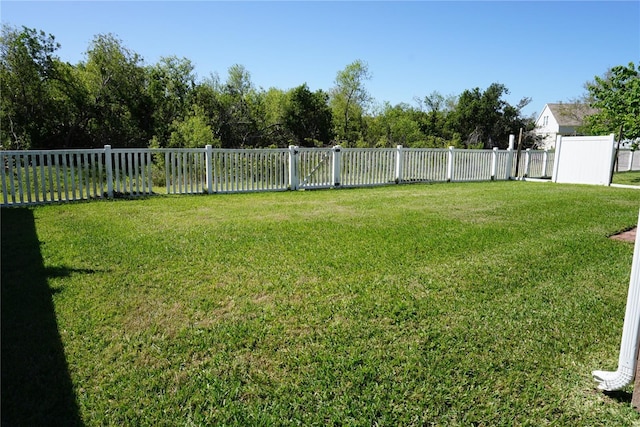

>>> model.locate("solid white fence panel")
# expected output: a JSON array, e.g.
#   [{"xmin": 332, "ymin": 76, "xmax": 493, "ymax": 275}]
[
  {"xmin": 553, "ymin": 134, "xmax": 616, "ymax": 185},
  {"xmin": 617, "ymin": 149, "xmax": 640, "ymax": 172}
]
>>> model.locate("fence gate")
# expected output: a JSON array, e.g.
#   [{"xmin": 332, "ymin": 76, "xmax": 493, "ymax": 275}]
[{"xmin": 290, "ymin": 147, "xmax": 339, "ymax": 190}]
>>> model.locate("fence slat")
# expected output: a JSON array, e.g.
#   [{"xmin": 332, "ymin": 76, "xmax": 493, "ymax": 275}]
[{"xmin": 1, "ymin": 146, "xmax": 560, "ymax": 206}]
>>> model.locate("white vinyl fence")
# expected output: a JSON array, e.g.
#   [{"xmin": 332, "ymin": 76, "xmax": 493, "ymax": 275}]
[
  {"xmin": 616, "ymin": 149, "xmax": 640, "ymax": 172},
  {"xmin": 2, "ymin": 144, "xmax": 554, "ymax": 206}
]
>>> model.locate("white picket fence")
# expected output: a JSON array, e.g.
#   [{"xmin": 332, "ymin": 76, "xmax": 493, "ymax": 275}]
[{"xmin": 1, "ymin": 144, "xmax": 555, "ymax": 206}]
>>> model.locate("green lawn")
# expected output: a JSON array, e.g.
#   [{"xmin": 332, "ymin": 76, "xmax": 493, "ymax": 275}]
[
  {"xmin": 3, "ymin": 181, "xmax": 640, "ymax": 426},
  {"xmin": 612, "ymin": 170, "xmax": 640, "ymax": 186}
]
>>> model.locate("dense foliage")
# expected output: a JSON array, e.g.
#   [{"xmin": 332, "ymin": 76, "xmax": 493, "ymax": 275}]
[
  {"xmin": 582, "ymin": 62, "xmax": 640, "ymax": 142},
  {"xmin": 6, "ymin": 25, "xmax": 634, "ymax": 150}
]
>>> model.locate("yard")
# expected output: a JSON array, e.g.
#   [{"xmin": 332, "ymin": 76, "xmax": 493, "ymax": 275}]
[
  {"xmin": 613, "ymin": 170, "xmax": 640, "ymax": 186},
  {"xmin": 2, "ymin": 181, "xmax": 640, "ymax": 425}
]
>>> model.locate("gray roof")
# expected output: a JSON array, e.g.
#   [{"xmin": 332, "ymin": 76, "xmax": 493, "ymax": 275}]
[{"xmin": 545, "ymin": 103, "xmax": 598, "ymax": 127}]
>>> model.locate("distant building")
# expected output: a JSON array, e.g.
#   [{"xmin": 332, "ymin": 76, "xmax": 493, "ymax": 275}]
[{"xmin": 535, "ymin": 103, "xmax": 598, "ymax": 149}]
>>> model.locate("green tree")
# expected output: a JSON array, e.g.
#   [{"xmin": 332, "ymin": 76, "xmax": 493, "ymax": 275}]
[
  {"xmin": 283, "ymin": 84, "xmax": 333, "ymax": 146},
  {"xmin": 0, "ymin": 25, "xmax": 62, "ymax": 149},
  {"xmin": 82, "ymin": 33, "xmax": 151, "ymax": 147},
  {"xmin": 147, "ymin": 56, "xmax": 197, "ymax": 146},
  {"xmin": 450, "ymin": 83, "xmax": 534, "ymax": 148},
  {"xmin": 414, "ymin": 91, "xmax": 457, "ymax": 146},
  {"xmin": 365, "ymin": 102, "xmax": 425, "ymax": 148},
  {"xmin": 330, "ymin": 60, "xmax": 372, "ymax": 145},
  {"xmin": 212, "ymin": 64, "xmax": 265, "ymax": 147},
  {"xmin": 583, "ymin": 62, "xmax": 640, "ymax": 140},
  {"xmin": 168, "ymin": 105, "xmax": 218, "ymax": 148}
]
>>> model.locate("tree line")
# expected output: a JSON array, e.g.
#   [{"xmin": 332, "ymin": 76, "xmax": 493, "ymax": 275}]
[{"xmin": 2, "ymin": 25, "xmax": 637, "ymax": 151}]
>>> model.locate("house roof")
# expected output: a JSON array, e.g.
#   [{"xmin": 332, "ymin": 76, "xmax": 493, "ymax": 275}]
[{"xmin": 539, "ymin": 103, "xmax": 599, "ymax": 127}]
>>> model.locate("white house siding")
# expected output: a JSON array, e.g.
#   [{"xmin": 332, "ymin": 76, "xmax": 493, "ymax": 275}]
[{"xmin": 535, "ymin": 104, "xmax": 561, "ymax": 149}]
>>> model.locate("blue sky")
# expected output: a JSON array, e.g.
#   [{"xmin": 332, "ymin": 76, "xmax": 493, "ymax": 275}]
[{"xmin": 2, "ymin": 1, "xmax": 638, "ymax": 118}]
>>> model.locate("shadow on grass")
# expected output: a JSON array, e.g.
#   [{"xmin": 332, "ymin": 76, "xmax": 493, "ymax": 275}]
[
  {"xmin": 1, "ymin": 208, "xmax": 84, "ymax": 426},
  {"xmin": 604, "ymin": 390, "xmax": 633, "ymax": 404}
]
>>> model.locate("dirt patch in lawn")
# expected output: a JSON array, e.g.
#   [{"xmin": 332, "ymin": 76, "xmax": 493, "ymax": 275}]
[{"xmin": 610, "ymin": 228, "xmax": 637, "ymax": 243}]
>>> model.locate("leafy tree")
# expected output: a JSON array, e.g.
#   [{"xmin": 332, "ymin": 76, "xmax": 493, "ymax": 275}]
[
  {"xmin": 414, "ymin": 91, "xmax": 458, "ymax": 145},
  {"xmin": 283, "ymin": 84, "xmax": 333, "ymax": 146},
  {"xmin": 168, "ymin": 105, "xmax": 218, "ymax": 148},
  {"xmin": 365, "ymin": 102, "xmax": 425, "ymax": 147},
  {"xmin": 450, "ymin": 83, "xmax": 534, "ymax": 148},
  {"xmin": 147, "ymin": 56, "xmax": 197, "ymax": 146},
  {"xmin": 81, "ymin": 33, "xmax": 151, "ymax": 147},
  {"xmin": 211, "ymin": 64, "xmax": 265, "ymax": 147},
  {"xmin": 262, "ymin": 87, "xmax": 288, "ymax": 129},
  {"xmin": 330, "ymin": 60, "xmax": 372, "ymax": 145},
  {"xmin": 583, "ymin": 62, "xmax": 640, "ymax": 140},
  {"xmin": 0, "ymin": 25, "xmax": 62, "ymax": 149}
]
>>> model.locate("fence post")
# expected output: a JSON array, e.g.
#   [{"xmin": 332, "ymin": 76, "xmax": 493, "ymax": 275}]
[
  {"xmin": 395, "ymin": 145, "xmax": 404, "ymax": 184},
  {"xmin": 505, "ymin": 134, "xmax": 515, "ymax": 180},
  {"xmin": 104, "ymin": 145, "xmax": 114, "ymax": 199},
  {"xmin": 551, "ymin": 135, "xmax": 563, "ymax": 182},
  {"xmin": 447, "ymin": 146, "xmax": 455, "ymax": 182},
  {"xmin": 630, "ymin": 150, "xmax": 635, "ymax": 172},
  {"xmin": 332, "ymin": 145, "xmax": 342, "ymax": 187},
  {"xmin": 490, "ymin": 147, "xmax": 498, "ymax": 180},
  {"xmin": 205, "ymin": 144, "xmax": 214, "ymax": 194},
  {"xmin": 542, "ymin": 149, "xmax": 549, "ymax": 177},
  {"xmin": 289, "ymin": 145, "xmax": 299, "ymax": 190},
  {"xmin": 524, "ymin": 149, "xmax": 531, "ymax": 178}
]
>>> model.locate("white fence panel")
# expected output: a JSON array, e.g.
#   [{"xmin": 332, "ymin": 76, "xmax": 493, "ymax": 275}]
[
  {"xmin": 617, "ymin": 150, "xmax": 640, "ymax": 172},
  {"xmin": 1, "ymin": 142, "xmax": 558, "ymax": 207},
  {"xmin": 552, "ymin": 134, "xmax": 616, "ymax": 186},
  {"xmin": 210, "ymin": 148, "xmax": 289, "ymax": 193},
  {"xmin": 452, "ymin": 149, "xmax": 493, "ymax": 182},
  {"xmin": 403, "ymin": 148, "xmax": 449, "ymax": 182},
  {"xmin": 0, "ymin": 149, "xmax": 107, "ymax": 205},
  {"xmin": 164, "ymin": 149, "xmax": 206, "ymax": 195},
  {"xmin": 112, "ymin": 149, "xmax": 154, "ymax": 196},
  {"xmin": 341, "ymin": 148, "xmax": 396, "ymax": 187},
  {"xmin": 297, "ymin": 148, "xmax": 333, "ymax": 189},
  {"xmin": 493, "ymin": 150, "xmax": 512, "ymax": 181}
]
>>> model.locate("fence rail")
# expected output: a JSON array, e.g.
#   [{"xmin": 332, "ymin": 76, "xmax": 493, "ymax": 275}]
[{"xmin": 2, "ymin": 144, "xmax": 559, "ymax": 206}]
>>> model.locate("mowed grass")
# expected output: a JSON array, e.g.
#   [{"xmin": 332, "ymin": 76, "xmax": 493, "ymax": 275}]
[
  {"xmin": 613, "ymin": 171, "xmax": 640, "ymax": 186},
  {"xmin": 3, "ymin": 181, "xmax": 640, "ymax": 426}
]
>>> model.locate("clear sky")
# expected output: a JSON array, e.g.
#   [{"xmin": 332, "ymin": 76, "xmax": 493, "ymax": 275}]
[{"xmin": 2, "ymin": 1, "xmax": 638, "ymax": 118}]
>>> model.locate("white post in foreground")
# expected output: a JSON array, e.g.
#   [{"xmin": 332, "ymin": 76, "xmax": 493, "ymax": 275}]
[
  {"xmin": 288, "ymin": 145, "xmax": 299, "ymax": 190},
  {"xmin": 490, "ymin": 147, "xmax": 498, "ymax": 181},
  {"xmin": 104, "ymin": 145, "xmax": 114, "ymax": 199},
  {"xmin": 331, "ymin": 145, "xmax": 342, "ymax": 187},
  {"xmin": 542, "ymin": 149, "xmax": 549, "ymax": 178},
  {"xmin": 205, "ymin": 144, "xmax": 214, "ymax": 194},
  {"xmin": 593, "ymin": 209, "xmax": 640, "ymax": 391},
  {"xmin": 446, "ymin": 146, "xmax": 455, "ymax": 182},
  {"xmin": 395, "ymin": 145, "xmax": 404, "ymax": 184},
  {"xmin": 505, "ymin": 135, "xmax": 515, "ymax": 180}
]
